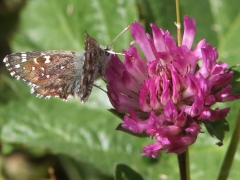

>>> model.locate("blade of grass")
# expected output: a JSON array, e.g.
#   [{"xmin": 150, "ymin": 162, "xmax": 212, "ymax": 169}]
[{"xmin": 217, "ymin": 109, "xmax": 240, "ymax": 180}]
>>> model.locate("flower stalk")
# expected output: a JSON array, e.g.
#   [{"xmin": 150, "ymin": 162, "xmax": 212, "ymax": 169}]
[
  {"xmin": 177, "ymin": 149, "xmax": 190, "ymax": 180},
  {"xmin": 175, "ymin": 0, "xmax": 182, "ymax": 46},
  {"xmin": 175, "ymin": 1, "xmax": 190, "ymax": 179},
  {"xmin": 217, "ymin": 109, "xmax": 240, "ymax": 180}
]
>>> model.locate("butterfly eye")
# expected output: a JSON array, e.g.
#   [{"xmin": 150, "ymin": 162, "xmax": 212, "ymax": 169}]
[
  {"xmin": 104, "ymin": 51, "xmax": 111, "ymax": 56},
  {"xmin": 104, "ymin": 45, "xmax": 112, "ymax": 51}
]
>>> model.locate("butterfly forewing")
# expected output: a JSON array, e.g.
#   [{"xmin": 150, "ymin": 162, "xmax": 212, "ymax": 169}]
[{"xmin": 4, "ymin": 50, "xmax": 84, "ymax": 99}]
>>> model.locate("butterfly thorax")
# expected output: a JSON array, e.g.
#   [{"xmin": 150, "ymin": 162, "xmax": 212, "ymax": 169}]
[{"xmin": 78, "ymin": 33, "xmax": 113, "ymax": 103}]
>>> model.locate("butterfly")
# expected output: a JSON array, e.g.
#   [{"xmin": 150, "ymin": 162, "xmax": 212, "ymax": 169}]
[{"xmin": 3, "ymin": 33, "xmax": 113, "ymax": 103}]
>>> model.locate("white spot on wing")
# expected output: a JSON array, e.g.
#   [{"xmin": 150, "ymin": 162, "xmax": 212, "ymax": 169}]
[
  {"xmin": 30, "ymin": 87, "xmax": 35, "ymax": 94},
  {"xmin": 36, "ymin": 94, "xmax": 43, "ymax": 98},
  {"xmin": 33, "ymin": 58, "xmax": 38, "ymax": 64},
  {"xmin": 10, "ymin": 72, "xmax": 15, "ymax": 76},
  {"xmin": 3, "ymin": 57, "xmax": 7, "ymax": 63},
  {"xmin": 44, "ymin": 56, "xmax": 51, "ymax": 63},
  {"xmin": 15, "ymin": 64, "xmax": 21, "ymax": 68},
  {"xmin": 21, "ymin": 53, "xmax": 27, "ymax": 62},
  {"xmin": 32, "ymin": 67, "xmax": 35, "ymax": 71}
]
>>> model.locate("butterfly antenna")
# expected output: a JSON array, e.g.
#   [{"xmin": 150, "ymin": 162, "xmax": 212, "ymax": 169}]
[
  {"xmin": 110, "ymin": 25, "xmax": 130, "ymax": 45},
  {"xmin": 107, "ymin": 25, "xmax": 130, "ymax": 56}
]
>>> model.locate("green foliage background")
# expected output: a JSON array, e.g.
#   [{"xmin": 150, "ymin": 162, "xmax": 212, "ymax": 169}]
[{"xmin": 1, "ymin": 0, "xmax": 240, "ymax": 179}]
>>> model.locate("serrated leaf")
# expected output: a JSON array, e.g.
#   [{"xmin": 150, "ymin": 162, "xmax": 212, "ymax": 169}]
[
  {"xmin": 203, "ymin": 118, "xmax": 230, "ymax": 142},
  {"xmin": 114, "ymin": 164, "xmax": 144, "ymax": 180}
]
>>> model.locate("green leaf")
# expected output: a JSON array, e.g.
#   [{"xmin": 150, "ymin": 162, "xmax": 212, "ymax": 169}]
[
  {"xmin": 11, "ymin": 0, "xmax": 138, "ymax": 53},
  {"xmin": 108, "ymin": 109, "xmax": 125, "ymax": 121},
  {"xmin": 203, "ymin": 118, "xmax": 230, "ymax": 143},
  {"xmin": 209, "ymin": 0, "xmax": 240, "ymax": 40},
  {"xmin": 114, "ymin": 164, "xmax": 144, "ymax": 180},
  {"xmin": 0, "ymin": 82, "xmax": 149, "ymax": 176},
  {"xmin": 181, "ymin": 0, "xmax": 218, "ymax": 46},
  {"xmin": 218, "ymin": 13, "xmax": 240, "ymax": 67},
  {"xmin": 230, "ymin": 67, "xmax": 240, "ymax": 94}
]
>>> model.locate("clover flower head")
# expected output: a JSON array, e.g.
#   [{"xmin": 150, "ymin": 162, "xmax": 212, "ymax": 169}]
[{"xmin": 106, "ymin": 16, "xmax": 240, "ymax": 158}]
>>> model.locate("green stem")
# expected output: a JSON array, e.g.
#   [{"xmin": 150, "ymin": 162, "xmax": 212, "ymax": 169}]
[
  {"xmin": 175, "ymin": 1, "xmax": 189, "ymax": 179},
  {"xmin": 175, "ymin": 0, "xmax": 182, "ymax": 46},
  {"xmin": 217, "ymin": 109, "xmax": 240, "ymax": 180},
  {"xmin": 177, "ymin": 149, "xmax": 190, "ymax": 180}
]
